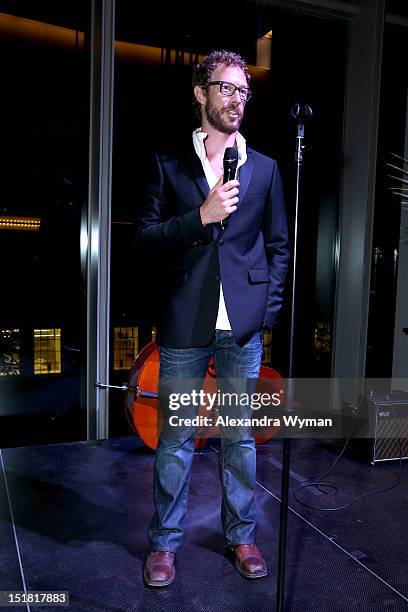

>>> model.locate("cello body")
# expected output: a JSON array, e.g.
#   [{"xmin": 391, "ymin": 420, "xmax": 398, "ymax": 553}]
[{"xmin": 125, "ymin": 341, "xmax": 282, "ymax": 451}]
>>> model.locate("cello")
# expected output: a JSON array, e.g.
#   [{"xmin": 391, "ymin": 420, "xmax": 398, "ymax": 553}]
[{"xmin": 125, "ymin": 341, "xmax": 283, "ymax": 451}]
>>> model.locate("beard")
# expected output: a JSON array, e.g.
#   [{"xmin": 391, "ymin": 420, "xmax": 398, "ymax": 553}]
[{"xmin": 204, "ymin": 98, "xmax": 243, "ymax": 134}]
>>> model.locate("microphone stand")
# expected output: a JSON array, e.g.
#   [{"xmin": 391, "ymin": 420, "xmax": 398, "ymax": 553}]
[{"xmin": 276, "ymin": 103, "xmax": 313, "ymax": 612}]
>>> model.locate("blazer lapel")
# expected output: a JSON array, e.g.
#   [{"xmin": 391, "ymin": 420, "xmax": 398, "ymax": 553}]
[
  {"xmin": 184, "ymin": 148, "xmax": 210, "ymax": 201},
  {"xmin": 237, "ymin": 150, "xmax": 253, "ymax": 205},
  {"xmin": 225, "ymin": 150, "xmax": 254, "ymax": 226}
]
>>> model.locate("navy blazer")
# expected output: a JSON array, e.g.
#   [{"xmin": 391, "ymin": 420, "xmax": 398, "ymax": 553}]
[{"xmin": 135, "ymin": 144, "xmax": 290, "ymax": 348}]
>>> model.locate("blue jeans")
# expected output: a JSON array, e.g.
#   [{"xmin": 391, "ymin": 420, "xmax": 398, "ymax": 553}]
[{"xmin": 148, "ymin": 330, "xmax": 263, "ymax": 552}]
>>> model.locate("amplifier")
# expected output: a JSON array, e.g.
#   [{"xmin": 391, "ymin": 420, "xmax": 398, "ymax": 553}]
[{"xmin": 358, "ymin": 390, "xmax": 408, "ymax": 464}]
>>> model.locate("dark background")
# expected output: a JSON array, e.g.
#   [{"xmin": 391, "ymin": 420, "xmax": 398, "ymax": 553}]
[{"xmin": 0, "ymin": 1, "xmax": 406, "ymax": 446}]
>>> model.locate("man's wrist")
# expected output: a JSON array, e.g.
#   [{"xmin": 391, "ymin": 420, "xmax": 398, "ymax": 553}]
[
  {"xmin": 200, "ymin": 205, "xmax": 208, "ymax": 227},
  {"xmin": 199, "ymin": 206, "xmax": 205, "ymax": 227}
]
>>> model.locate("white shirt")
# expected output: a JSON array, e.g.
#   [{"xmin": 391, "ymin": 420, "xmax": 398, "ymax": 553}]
[{"xmin": 192, "ymin": 127, "xmax": 247, "ymax": 330}]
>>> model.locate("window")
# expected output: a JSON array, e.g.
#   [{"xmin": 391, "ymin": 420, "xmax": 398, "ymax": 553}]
[
  {"xmin": 34, "ymin": 328, "xmax": 61, "ymax": 374},
  {"xmin": 0, "ymin": 329, "xmax": 21, "ymax": 376},
  {"xmin": 113, "ymin": 327, "xmax": 138, "ymax": 370},
  {"xmin": 262, "ymin": 329, "xmax": 273, "ymax": 364}
]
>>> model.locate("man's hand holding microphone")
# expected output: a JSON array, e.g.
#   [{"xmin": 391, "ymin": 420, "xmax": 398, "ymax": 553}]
[
  {"xmin": 200, "ymin": 146, "xmax": 239, "ymax": 227},
  {"xmin": 200, "ymin": 176, "xmax": 239, "ymax": 226}
]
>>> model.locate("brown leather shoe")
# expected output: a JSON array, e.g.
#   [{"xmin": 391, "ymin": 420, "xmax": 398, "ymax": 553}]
[
  {"xmin": 232, "ymin": 544, "xmax": 268, "ymax": 578},
  {"xmin": 144, "ymin": 550, "xmax": 175, "ymax": 587}
]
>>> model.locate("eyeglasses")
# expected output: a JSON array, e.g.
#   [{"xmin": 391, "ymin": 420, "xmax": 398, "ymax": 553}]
[{"xmin": 207, "ymin": 81, "xmax": 252, "ymax": 102}]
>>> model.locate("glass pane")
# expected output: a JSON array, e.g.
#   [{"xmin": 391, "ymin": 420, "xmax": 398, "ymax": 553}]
[
  {"xmin": 110, "ymin": 2, "xmax": 347, "ymax": 437},
  {"xmin": 0, "ymin": 2, "xmax": 91, "ymax": 447},
  {"xmin": 366, "ymin": 19, "xmax": 408, "ymax": 377}
]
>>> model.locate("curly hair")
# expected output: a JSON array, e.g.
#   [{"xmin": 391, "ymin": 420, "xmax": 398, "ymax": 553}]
[{"xmin": 192, "ymin": 49, "xmax": 251, "ymax": 119}]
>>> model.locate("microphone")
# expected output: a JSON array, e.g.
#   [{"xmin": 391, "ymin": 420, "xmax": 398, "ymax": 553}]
[
  {"xmin": 223, "ymin": 147, "xmax": 238, "ymax": 183},
  {"xmin": 290, "ymin": 103, "xmax": 313, "ymax": 123},
  {"xmin": 221, "ymin": 147, "xmax": 238, "ymax": 229}
]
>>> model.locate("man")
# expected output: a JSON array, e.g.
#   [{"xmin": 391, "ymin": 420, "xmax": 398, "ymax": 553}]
[{"xmin": 136, "ymin": 50, "xmax": 289, "ymax": 587}]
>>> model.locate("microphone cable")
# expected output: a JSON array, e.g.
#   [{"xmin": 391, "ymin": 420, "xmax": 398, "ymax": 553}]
[{"xmin": 292, "ymin": 409, "xmax": 404, "ymax": 511}]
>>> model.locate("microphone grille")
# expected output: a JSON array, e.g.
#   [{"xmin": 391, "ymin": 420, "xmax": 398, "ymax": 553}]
[{"xmin": 224, "ymin": 147, "xmax": 238, "ymax": 164}]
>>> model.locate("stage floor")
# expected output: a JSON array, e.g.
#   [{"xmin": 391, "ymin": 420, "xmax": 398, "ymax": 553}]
[{"xmin": 1, "ymin": 436, "xmax": 407, "ymax": 611}]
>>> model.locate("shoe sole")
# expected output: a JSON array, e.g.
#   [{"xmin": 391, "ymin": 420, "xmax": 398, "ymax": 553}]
[
  {"xmin": 235, "ymin": 558, "xmax": 268, "ymax": 579},
  {"xmin": 143, "ymin": 567, "xmax": 176, "ymax": 587}
]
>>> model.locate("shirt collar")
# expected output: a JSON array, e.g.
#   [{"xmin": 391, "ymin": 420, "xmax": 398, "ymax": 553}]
[{"xmin": 192, "ymin": 127, "xmax": 247, "ymax": 166}]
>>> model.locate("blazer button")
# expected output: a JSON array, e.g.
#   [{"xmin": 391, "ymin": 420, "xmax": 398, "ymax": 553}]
[
  {"xmin": 219, "ymin": 238, "xmax": 224, "ymax": 245},
  {"xmin": 213, "ymin": 274, "xmax": 220, "ymax": 281},
  {"xmin": 192, "ymin": 240, "xmax": 198, "ymax": 246}
]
